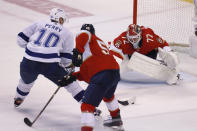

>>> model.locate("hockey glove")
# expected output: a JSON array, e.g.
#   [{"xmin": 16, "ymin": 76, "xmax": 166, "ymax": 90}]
[
  {"xmin": 72, "ymin": 48, "xmax": 83, "ymax": 67},
  {"xmin": 64, "ymin": 63, "xmax": 75, "ymax": 75},
  {"xmin": 58, "ymin": 74, "xmax": 77, "ymax": 87}
]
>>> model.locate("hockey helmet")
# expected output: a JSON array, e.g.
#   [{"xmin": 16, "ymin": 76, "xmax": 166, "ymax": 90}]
[
  {"xmin": 81, "ymin": 24, "xmax": 95, "ymax": 34},
  {"xmin": 50, "ymin": 8, "xmax": 68, "ymax": 24}
]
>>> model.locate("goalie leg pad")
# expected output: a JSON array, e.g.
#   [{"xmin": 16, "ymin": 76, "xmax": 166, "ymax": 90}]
[{"xmin": 127, "ymin": 52, "xmax": 180, "ymax": 85}]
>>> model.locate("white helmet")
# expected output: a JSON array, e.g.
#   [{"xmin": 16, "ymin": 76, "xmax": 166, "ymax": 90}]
[{"xmin": 49, "ymin": 8, "xmax": 68, "ymax": 24}]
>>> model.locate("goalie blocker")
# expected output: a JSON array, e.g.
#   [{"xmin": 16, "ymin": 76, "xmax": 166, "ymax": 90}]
[{"xmin": 126, "ymin": 50, "xmax": 180, "ymax": 85}]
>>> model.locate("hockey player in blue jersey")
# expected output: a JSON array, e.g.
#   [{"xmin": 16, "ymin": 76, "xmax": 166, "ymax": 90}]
[{"xmin": 14, "ymin": 8, "xmax": 87, "ymax": 110}]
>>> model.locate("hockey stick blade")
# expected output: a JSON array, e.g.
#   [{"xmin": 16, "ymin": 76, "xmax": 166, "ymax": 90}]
[
  {"xmin": 118, "ymin": 97, "xmax": 136, "ymax": 106},
  {"xmin": 24, "ymin": 117, "xmax": 33, "ymax": 127},
  {"xmin": 118, "ymin": 100, "xmax": 130, "ymax": 106}
]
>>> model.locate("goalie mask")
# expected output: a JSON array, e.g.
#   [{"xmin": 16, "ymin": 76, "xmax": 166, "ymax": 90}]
[
  {"xmin": 126, "ymin": 24, "xmax": 142, "ymax": 49},
  {"xmin": 50, "ymin": 8, "xmax": 68, "ymax": 24}
]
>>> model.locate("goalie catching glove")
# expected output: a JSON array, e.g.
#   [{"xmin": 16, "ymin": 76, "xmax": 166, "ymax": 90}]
[
  {"xmin": 58, "ymin": 74, "xmax": 77, "ymax": 87},
  {"xmin": 72, "ymin": 48, "xmax": 83, "ymax": 67}
]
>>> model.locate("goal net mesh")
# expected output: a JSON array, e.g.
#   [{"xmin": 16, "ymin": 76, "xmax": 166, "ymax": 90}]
[{"xmin": 134, "ymin": 0, "xmax": 193, "ymax": 45}]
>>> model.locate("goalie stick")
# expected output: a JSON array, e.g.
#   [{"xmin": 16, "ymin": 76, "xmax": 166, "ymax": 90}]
[
  {"xmin": 118, "ymin": 96, "xmax": 136, "ymax": 106},
  {"xmin": 24, "ymin": 86, "xmax": 61, "ymax": 127}
]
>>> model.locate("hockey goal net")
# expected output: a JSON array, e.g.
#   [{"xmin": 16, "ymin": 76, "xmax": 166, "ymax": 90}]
[{"xmin": 132, "ymin": 0, "xmax": 193, "ymax": 53}]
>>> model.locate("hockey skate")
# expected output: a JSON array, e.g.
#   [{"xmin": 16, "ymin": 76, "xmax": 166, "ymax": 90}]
[
  {"xmin": 14, "ymin": 97, "xmax": 24, "ymax": 107},
  {"xmin": 103, "ymin": 114, "xmax": 124, "ymax": 131}
]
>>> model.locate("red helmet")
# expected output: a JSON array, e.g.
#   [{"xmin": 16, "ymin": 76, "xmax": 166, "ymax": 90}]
[{"xmin": 126, "ymin": 24, "xmax": 142, "ymax": 49}]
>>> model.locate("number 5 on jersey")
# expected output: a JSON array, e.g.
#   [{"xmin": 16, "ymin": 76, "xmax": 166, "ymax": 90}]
[{"xmin": 97, "ymin": 40, "xmax": 110, "ymax": 55}]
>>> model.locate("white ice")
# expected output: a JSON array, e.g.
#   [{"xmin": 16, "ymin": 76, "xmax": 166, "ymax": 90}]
[{"xmin": 0, "ymin": 0, "xmax": 197, "ymax": 131}]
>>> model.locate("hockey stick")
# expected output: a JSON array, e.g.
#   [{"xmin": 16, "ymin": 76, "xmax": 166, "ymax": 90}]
[
  {"xmin": 169, "ymin": 42, "xmax": 190, "ymax": 47},
  {"xmin": 24, "ymin": 86, "xmax": 61, "ymax": 127},
  {"xmin": 118, "ymin": 96, "xmax": 136, "ymax": 106}
]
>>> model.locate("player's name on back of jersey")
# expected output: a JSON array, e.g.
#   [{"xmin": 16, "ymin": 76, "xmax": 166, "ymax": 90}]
[{"xmin": 45, "ymin": 24, "xmax": 62, "ymax": 32}]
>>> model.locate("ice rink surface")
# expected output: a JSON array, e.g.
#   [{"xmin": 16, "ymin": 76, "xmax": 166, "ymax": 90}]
[{"xmin": 0, "ymin": 0, "xmax": 197, "ymax": 131}]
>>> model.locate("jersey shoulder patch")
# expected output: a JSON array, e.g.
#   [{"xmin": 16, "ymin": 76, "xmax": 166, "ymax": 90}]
[{"xmin": 114, "ymin": 40, "xmax": 122, "ymax": 48}]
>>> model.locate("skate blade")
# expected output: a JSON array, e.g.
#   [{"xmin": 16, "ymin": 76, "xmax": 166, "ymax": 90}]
[{"xmin": 105, "ymin": 125, "xmax": 125, "ymax": 131}]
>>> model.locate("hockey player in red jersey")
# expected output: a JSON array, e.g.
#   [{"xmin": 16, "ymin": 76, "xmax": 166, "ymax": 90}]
[
  {"xmin": 110, "ymin": 24, "xmax": 170, "ymax": 59},
  {"xmin": 59, "ymin": 24, "xmax": 124, "ymax": 131},
  {"xmin": 109, "ymin": 24, "xmax": 180, "ymax": 85}
]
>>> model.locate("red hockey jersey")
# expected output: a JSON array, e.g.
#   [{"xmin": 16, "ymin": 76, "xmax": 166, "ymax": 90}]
[
  {"xmin": 73, "ymin": 30, "xmax": 119, "ymax": 83},
  {"xmin": 110, "ymin": 27, "xmax": 169, "ymax": 59}
]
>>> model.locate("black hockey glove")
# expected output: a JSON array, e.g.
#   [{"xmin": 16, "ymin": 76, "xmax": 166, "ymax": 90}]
[
  {"xmin": 72, "ymin": 48, "xmax": 83, "ymax": 67},
  {"xmin": 58, "ymin": 74, "xmax": 77, "ymax": 87}
]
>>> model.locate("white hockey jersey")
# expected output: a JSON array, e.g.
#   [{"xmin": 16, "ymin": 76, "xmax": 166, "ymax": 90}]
[{"xmin": 17, "ymin": 20, "xmax": 74, "ymax": 65}]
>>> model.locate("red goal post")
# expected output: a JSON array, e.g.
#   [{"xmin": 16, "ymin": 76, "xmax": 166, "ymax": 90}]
[{"xmin": 133, "ymin": 0, "xmax": 138, "ymax": 24}]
